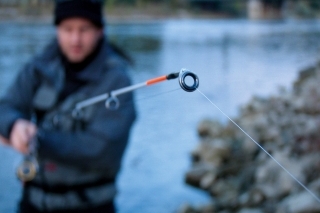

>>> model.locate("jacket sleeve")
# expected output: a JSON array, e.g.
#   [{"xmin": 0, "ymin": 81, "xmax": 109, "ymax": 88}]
[
  {"xmin": 38, "ymin": 73, "xmax": 136, "ymax": 173},
  {"xmin": 0, "ymin": 63, "xmax": 38, "ymax": 139}
]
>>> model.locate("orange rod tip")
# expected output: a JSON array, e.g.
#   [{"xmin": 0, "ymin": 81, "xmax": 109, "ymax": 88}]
[{"xmin": 146, "ymin": 75, "xmax": 167, "ymax": 85}]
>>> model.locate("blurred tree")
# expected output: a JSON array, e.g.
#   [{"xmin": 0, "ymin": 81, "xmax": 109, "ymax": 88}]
[
  {"xmin": 1, "ymin": 0, "xmax": 320, "ymax": 18},
  {"xmin": 262, "ymin": 0, "xmax": 284, "ymax": 9},
  {"xmin": 188, "ymin": 0, "xmax": 246, "ymax": 17},
  {"xmin": 292, "ymin": 0, "xmax": 320, "ymax": 18}
]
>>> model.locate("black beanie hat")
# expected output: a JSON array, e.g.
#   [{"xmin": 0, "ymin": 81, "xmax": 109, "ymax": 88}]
[{"xmin": 54, "ymin": 0, "xmax": 104, "ymax": 27}]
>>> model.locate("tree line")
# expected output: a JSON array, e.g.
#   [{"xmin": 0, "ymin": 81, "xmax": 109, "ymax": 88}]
[{"xmin": 0, "ymin": 0, "xmax": 319, "ymax": 18}]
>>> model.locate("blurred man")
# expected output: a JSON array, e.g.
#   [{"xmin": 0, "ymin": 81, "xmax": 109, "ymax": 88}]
[{"xmin": 0, "ymin": 0, "xmax": 136, "ymax": 212}]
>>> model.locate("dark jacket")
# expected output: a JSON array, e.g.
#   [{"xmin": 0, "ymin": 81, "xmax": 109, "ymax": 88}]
[{"xmin": 0, "ymin": 38, "xmax": 136, "ymax": 211}]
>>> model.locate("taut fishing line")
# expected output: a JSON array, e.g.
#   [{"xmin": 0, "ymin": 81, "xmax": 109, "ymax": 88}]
[
  {"xmin": 196, "ymin": 88, "xmax": 320, "ymax": 204},
  {"xmin": 125, "ymin": 87, "xmax": 181, "ymax": 107}
]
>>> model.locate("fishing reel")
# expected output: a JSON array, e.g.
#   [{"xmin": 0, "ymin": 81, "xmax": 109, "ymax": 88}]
[
  {"xmin": 16, "ymin": 158, "xmax": 38, "ymax": 182},
  {"xmin": 16, "ymin": 137, "xmax": 39, "ymax": 182}
]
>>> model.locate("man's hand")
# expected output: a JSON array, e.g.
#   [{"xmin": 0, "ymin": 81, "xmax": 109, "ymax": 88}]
[{"xmin": 10, "ymin": 119, "xmax": 37, "ymax": 154}]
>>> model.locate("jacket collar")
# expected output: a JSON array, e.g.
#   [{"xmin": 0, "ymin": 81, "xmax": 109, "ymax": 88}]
[{"xmin": 33, "ymin": 37, "xmax": 112, "ymax": 89}]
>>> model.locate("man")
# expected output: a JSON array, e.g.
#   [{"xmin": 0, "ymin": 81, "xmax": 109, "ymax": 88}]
[{"xmin": 0, "ymin": 0, "xmax": 136, "ymax": 212}]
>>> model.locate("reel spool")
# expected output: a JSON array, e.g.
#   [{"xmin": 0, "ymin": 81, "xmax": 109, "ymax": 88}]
[{"xmin": 16, "ymin": 160, "xmax": 38, "ymax": 182}]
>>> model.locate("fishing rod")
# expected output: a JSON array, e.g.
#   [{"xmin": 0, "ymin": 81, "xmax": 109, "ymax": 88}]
[
  {"xmin": 73, "ymin": 68, "xmax": 199, "ymax": 115},
  {"xmin": 16, "ymin": 68, "xmax": 199, "ymax": 182}
]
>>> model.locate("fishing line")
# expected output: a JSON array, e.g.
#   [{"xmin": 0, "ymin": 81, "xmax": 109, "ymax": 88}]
[
  {"xmin": 106, "ymin": 87, "xmax": 182, "ymax": 112},
  {"xmin": 128, "ymin": 88, "xmax": 181, "ymax": 106},
  {"xmin": 196, "ymin": 88, "xmax": 320, "ymax": 204}
]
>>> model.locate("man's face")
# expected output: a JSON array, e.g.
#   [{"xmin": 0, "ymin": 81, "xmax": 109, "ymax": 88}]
[{"xmin": 57, "ymin": 17, "xmax": 102, "ymax": 63}]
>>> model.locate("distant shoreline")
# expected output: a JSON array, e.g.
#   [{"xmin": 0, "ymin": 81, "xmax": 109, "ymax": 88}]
[
  {"xmin": 1, "ymin": 4, "xmax": 318, "ymax": 24},
  {"xmin": 0, "ymin": 5, "xmax": 236, "ymax": 24}
]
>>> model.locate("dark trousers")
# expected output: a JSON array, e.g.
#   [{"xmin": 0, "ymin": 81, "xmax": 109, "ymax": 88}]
[{"xmin": 18, "ymin": 200, "xmax": 116, "ymax": 213}]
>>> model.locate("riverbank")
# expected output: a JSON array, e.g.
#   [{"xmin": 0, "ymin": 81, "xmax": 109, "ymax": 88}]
[
  {"xmin": 0, "ymin": 4, "xmax": 232, "ymax": 24},
  {"xmin": 181, "ymin": 60, "xmax": 320, "ymax": 212}
]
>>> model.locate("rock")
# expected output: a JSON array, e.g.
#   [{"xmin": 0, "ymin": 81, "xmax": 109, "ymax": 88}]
[
  {"xmin": 201, "ymin": 139, "xmax": 231, "ymax": 166},
  {"xmin": 237, "ymin": 208, "xmax": 263, "ymax": 213},
  {"xmin": 238, "ymin": 188, "xmax": 265, "ymax": 207},
  {"xmin": 278, "ymin": 191, "xmax": 320, "ymax": 213},
  {"xmin": 199, "ymin": 204, "xmax": 216, "ymax": 213},
  {"xmin": 198, "ymin": 120, "xmax": 224, "ymax": 138},
  {"xmin": 185, "ymin": 163, "xmax": 215, "ymax": 188},
  {"xmin": 178, "ymin": 204, "xmax": 199, "ymax": 213},
  {"xmin": 183, "ymin": 61, "xmax": 320, "ymax": 212},
  {"xmin": 178, "ymin": 203, "xmax": 216, "ymax": 213},
  {"xmin": 255, "ymin": 151, "xmax": 303, "ymax": 199},
  {"xmin": 200, "ymin": 172, "xmax": 217, "ymax": 190}
]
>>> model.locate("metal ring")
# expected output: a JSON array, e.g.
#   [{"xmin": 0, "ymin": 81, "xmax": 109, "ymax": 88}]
[
  {"xmin": 71, "ymin": 109, "xmax": 83, "ymax": 119},
  {"xmin": 105, "ymin": 96, "xmax": 120, "ymax": 110},
  {"xmin": 179, "ymin": 70, "xmax": 199, "ymax": 92},
  {"xmin": 17, "ymin": 160, "xmax": 37, "ymax": 182}
]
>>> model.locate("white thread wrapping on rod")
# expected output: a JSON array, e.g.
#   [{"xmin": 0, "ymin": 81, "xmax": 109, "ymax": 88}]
[
  {"xmin": 111, "ymin": 82, "xmax": 146, "ymax": 97},
  {"xmin": 75, "ymin": 93, "xmax": 109, "ymax": 110}
]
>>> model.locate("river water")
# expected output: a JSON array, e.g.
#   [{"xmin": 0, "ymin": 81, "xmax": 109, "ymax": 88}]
[{"xmin": 1, "ymin": 19, "xmax": 320, "ymax": 213}]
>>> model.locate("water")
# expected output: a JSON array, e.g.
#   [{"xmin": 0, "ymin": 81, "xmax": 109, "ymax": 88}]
[{"xmin": 1, "ymin": 19, "xmax": 320, "ymax": 213}]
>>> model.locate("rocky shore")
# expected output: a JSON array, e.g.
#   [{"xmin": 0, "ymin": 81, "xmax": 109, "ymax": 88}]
[{"xmin": 182, "ymin": 61, "xmax": 320, "ymax": 213}]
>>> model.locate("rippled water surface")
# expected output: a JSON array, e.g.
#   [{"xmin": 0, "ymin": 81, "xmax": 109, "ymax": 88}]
[{"xmin": 1, "ymin": 19, "xmax": 320, "ymax": 213}]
